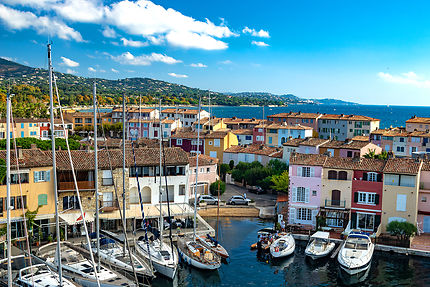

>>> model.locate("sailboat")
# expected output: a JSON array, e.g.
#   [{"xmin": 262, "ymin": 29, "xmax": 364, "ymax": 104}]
[
  {"xmin": 133, "ymin": 101, "xmax": 178, "ymax": 279},
  {"xmin": 177, "ymin": 96, "xmax": 221, "ymax": 270}
]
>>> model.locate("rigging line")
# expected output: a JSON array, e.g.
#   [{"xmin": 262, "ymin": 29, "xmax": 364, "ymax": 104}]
[
  {"xmin": 95, "ymin": 102, "xmax": 141, "ymax": 286},
  {"xmin": 9, "ymin": 111, "xmax": 35, "ymax": 287},
  {"xmin": 52, "ymin": 74, "xmax": 102, "ymax": 287},
  {"xmin": 160, "ymin": 125, "xmax": 174, "ymax": 254},
  {"xmin": 130, "ymin": 142, "xmax": 154, "ymax": 270}
]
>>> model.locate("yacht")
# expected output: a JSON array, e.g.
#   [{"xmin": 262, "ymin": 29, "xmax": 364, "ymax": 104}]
[
  {"xmin": 337, "ymin": 231, "xmax": 374, "ymax": 275},
  {"xmin": 305, "ymin": 231, "xmax": 335, "ymax": 260},
  {"xmin": 269, "ymin": 233, "xmax": 295, "ymax": 258}
]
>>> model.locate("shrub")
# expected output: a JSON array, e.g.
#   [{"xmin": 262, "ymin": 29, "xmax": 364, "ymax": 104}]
[
  {"xmin": 386, "ymin": 220, "xmax": 417, "ymax": 244},
  {"xmin": 229, "ymin": 160, "xmax": 235, "ymax": 170},
  {"xmin": 220, "ymin": 163, "xmax": 231, "ymax": 179},
  {"xmin": 210, "ymin": 180, "xmax": 226, "ymax": 196}
]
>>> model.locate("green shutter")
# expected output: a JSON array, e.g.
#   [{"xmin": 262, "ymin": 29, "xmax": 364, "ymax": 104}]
[{"xmin": 38, "ymin": 194, "xmax": 48, "ymax": 206}]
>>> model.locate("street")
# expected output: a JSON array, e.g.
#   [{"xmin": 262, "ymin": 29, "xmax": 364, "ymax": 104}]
[{"xmin": 220, "ymin": 184, "xmax": 278, "ymax": 208}]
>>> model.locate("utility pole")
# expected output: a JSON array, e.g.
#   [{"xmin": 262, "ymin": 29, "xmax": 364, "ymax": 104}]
[{"xmin": 93, "ymin": 82, "xmax": 100, "ymax": 272}]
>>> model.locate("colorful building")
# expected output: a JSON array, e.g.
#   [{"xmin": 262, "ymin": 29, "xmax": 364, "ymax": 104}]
[
  {"xmin": 204, "ymin": 130, "xmax": 238, "ymax": 163},
  {"xmin": 171, "ymin": 128, "xmax": 205, "ymax": 155},
  {"xmin": 319, "ymin": 140, "xmax": 381, "ymax": 158},
  {"xmin": 265, "ymin": 123, "xmax": 313, "ymax": 147},
  {"xmin": 267, "ymin": 112, "xmax": 321, "ymax": 137},
  {"xmin": 318, "ymin": 114, "xmax": 380, "ymax": 141},
  {"xmin": 223, "ymin": 144, "xmax": 283, "ymax": 166},
  {"xmin": 188, "ymin": 154, "xmax": 219, "ymax": 198},
  {"xmin": 406, "ymin": 116, "xmax": 430, "ymax": 132},
  {"xmin": 232, "ymin": 129, "xmax": 254, "ymax": 145},
  {"xmin": 282, "ymin": 138, "xmax": 329, "ymax": 164}
]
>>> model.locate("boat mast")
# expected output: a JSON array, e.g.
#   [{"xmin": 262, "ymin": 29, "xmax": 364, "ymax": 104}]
[
  {"xmin": 193, "ymin": 96, "xmax": 202, "ymax": 239},
  {"xmin": 6, "ymin": 91, "xmax": 12, "ymax": 287},
  {"xmin": 158, "ymin": 98, "xmax": 163, "ymax": 240},
  {"xmin": 122, "ymin": 94, "xmax": 126, "ymax": 255},
  {"xmin": 93, "ymin": 82, "xmax": 100, "ymax": 272},
  {"xmin": 48, "ymin": 43, "xmax": 63, "ymax": 286}
]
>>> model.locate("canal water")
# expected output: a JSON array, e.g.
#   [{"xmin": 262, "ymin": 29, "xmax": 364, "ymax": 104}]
[{"xmin": 153, "ymin": 217, "xmax": 430, "ymax": 286}]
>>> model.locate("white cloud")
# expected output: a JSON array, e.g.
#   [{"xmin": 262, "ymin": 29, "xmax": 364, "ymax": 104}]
[
  {"xmin": 168, "ymin": 72, "xmax": 188, "ymax": 78},
  {"xmin": 102, "ymin": 26, "xmax": 117, "ymax": 38},
  {"xmin": 66, "ymin": 68, "xmax": 76, "ymax": 74},
  {"xmin": 120, "ymin": 37, "xmax": 148, "ymax": 47},
  {"xmin": 1, "ymin": 56, "xmax": 14, "ymax": 61},
  {"xmin": 0, "ymin": 4, "xmax": 84, "ymax": 42},
  {"xmin": 111, "ymin": 68, "xmax": 119, "ymax": 73},
  {"xmin": 243, "ymin": 26, "xmax": 270, "ymax": 38},
  {"xmin": 1, "ymin": 0, "xmax": 58, "ymax": 8},
  {"xmin": 190, "ymin": 63, "xmax": 207, "ymax": 68},
  {"xmin": 60, "ymin": 56, "xmax": 79, "ymax": 67},
  {"xmin": 378, "ymin": 71, "xmax": 430, "ymax": 88},
  {"xmin": 111, "ymin": 51, "xmax": 181, "ymax": 66},
  {"xmin": 53, "ymin": 0, "xmax": 104, "ymax": 23},
  {"xmin": 219, "ymin": 60, "xmax": 232, "ymax": 65},
  {"xmin": 165, "ymin": 30, "xmax": 227, "ymax": 50},
  {"xmin": 88, "ymin": 67, "xmax": 96, "ymax": 72},
  {"xmin": 251, "ymin": 40, "xmax": 269, "ymax": 47}
]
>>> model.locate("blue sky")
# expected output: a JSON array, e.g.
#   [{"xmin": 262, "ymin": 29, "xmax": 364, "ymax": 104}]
[{"xmin": 1, "ymin": 0, "xmax": 430, "ymax": 105}]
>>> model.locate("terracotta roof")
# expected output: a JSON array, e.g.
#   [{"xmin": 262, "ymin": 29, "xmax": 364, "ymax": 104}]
[
  {"xmin": 254, "ymin": 120, "xmax": 273, "ymax": 128},
  {"xmin": 383, "ymin": 158, "xmax": 422, "ymax": 175},
  {"xmin": 290, "ymin": 153, "xmax": 327, "ymax": 166},
  {"xmin": 193, "ymin": 117, "xmax": 223, "ymax": 126},
  {"xmin": 265, "ymin": 123, "xmax": 313, "ymax": 130},
  {"xmin": 171, "ymin": 128, "xmax": 204, "ymax": 139},
  {"xmin": 112, "ymin": 107, "xmax": 155, "ymax": 113},
  {"xmin": 223, "ymin": 117, "xmax": 263, "ymax": 125},
  {"xmin": 298, "ymin": 138, "xmax": 330, "ymax": 147},
  {"xmin": 128, "ymin": 119, "xmax": 154, "ymax": 123},
  {"xmin": 282, "ymin": 138, "xmax": 305, "ymax": 147},
  {"xmin": 323, "ymin": 157, "xmax": 358, "ymax": 170},
  {"xmin": 232, "ymin": 129, "xmax": 253, "ymax": 135},
  {"xmin": 0, "ymin": 148, "xmax": 52, "ymax": 169},
  {"xmin": 421, "ymin": 160, "xmax": 430, "ymax": 171},
  {"xmin": 319, "ymin": 114, "xmax": 379, "ymax": 121},
  {"xmin": 406, "ymin": 116, "xmax": 430, "ymax": 124},
  {"xmin": 371, "ymin": 127, "xmax": 408, "ymax": 137},
  {"xmin": 205, "ymin": 130, "xmax": 230, "ymax": 139},
  {"xmin": 189, "ymin": 154, "xmax": 218, "ymax": 167},
  {"xmin": 351, "ymin": 135, "xmax": 370, "ymax": 142},
  {"xmin": 162, "ymin": 119, "xmax": 175, "ymax": 124},
  {"xmin": 267, "ymin": 112, "xmax": 321, "ymax": 119},
  {"xmin": 321, "ymin": 140, "xmax": 372, "ymax": 150},
  {"xmin": 224, "ymin": 144, "xmax": 282, "ymax": 157}
]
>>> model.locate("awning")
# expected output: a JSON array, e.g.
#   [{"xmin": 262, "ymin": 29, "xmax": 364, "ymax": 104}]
[
  {"xmin": 311, "ymin": 231, "xmax": 330, "ymax": 240},
  {"xmin": 59, "ymin": 212, "xmax": 94, "ymax": 225},
  {"xmin": 99, "ymin": 203, "xmax": 194, "ymax": 220}
]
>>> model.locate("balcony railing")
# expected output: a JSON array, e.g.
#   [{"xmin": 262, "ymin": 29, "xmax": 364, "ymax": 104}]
[
  {"xmin": 325, "ymin": 199, "xmax": 346, "ymax": 208},
  {"xmin": 100, "ymin": 200, "xmax": 119, "ymax": 212},
  {"xmin": 58, "ymin": 181, "xmax": 95, "ymax": 191}
]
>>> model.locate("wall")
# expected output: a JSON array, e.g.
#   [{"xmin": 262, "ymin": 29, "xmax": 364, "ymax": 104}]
[
  {"xmin": 189, "ymin": 164, "xmax": 218, "ymax": 198},
  {"xmin": 321, "ymin": 168, "xmax": 353, "ymax": 208}
]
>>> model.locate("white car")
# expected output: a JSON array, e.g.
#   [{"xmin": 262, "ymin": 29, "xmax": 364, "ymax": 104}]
[
  {"xmin": 198, "ymin": 195, "xmax": 219, "ymax": 205},
  {"xmin": 228, "ymin": 195, "xmax": 251, "ymax": 205}
]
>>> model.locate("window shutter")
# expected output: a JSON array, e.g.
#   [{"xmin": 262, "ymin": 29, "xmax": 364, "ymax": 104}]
[
  {"xmin": 354, "ymin": 192, "xmax": 358, "ymax": 203},
  {"xmin": 375, "ymin": 194, "xmax": 380, "ymax": 205},
  {"xmin": 63, "ymin": 197, "xmax": 68, "ymax": 210},
  {"xmin": 363, "ymin": 172, "xmax": 368, "ymax": 181},
  {"xmin": 377, "ymin": 173, "xmax": 382, "ymax": 182},
  {"xmin": 305, "ymin": 188, "xmax": 310, "ymax": 203},
  {"xmin": 351, "ymin": 212, "xmax": 357, "ymax": 229},
  {"xmin": 292, "ymin": 187, "xmax": 297, "ymax": 202},
  {"xmin": 38, "ymin": 194, "xmax": 48, "ymax": 206},
  {"xmin": 46, "ymin": 170, "xmax": 51, "ymax": 182},
  {"xmin": 75, "ymin": 196, "xmax": 80, "ymax": 209},
  {"xmin": 34, "ymin": 171, "xmax": 39, "ymax": 183},
  {"xmin": 311, "ymin": 209, "xmax": 319, "ymax": 225},
  {"xmin": 374, "ymin": 215, "xmax": 381, "ymax": 232},
  {"xmin": 310, "ymin": 167, "xmax": 315, "ymax": 177},
  {"xmin": 297, "ymin": 167, "xmax": 302, "ymax": 177},
  {"xmin": 289, "ymin": 208, "xmax": 296, "ymax": 223}
]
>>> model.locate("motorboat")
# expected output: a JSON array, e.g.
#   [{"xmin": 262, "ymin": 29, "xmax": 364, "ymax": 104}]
[
  {"xmin": 305, "ymin": 231, "xmax": 335, "ymax": 259},
  {"xmin": 177, "ymin": 236, "xmax": 221, "ymax": 270},
  {"xmin": 251, "ymin": 227, "xmax": 277, "ymax": 251},
  {"xmin": 269, "ymin": 233, "xmax": 295, "ymax": 258},
  {"xmin": 337, "ymin": 231, "xmax": 374, "ymax": 275},
  {"xmin": 135, "ymin": 236, "xmax": 178, "ymax": 279},
  {"xmin": 196, "ymin": 234, "xmax": 229, "ymax": 259},
  {"xmin": 83, "ymin": 237, "xmax": 154, "ymax": 281},
  {"xmin": 37, "ymin": 241, "xmax": 137, "ymax": 287}
]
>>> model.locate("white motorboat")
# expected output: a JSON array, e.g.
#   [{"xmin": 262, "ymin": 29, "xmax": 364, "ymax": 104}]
[
  {"xmin": 135, "ymin": 236, "xmax": 178, "ymax": 279},
  {"xmin": 305, "ymin": 231, "xmax": 336, "ymax": 260},
  {"xmin": 37, "ymin": 241, "xmax": 137, "ymax": 287},
  {"xmin": 337, "ymin": 231, "xmax": 374, "ymax": 275},
  {"xmin": 177, "ymin": 237, "xmax": 222, "ymax": 270},
  {"xmin": 83, "ymin": 238, "xmax": 154, "ymax": 281},
  {"xmin": 269, "ymin": 233, "xmax": 295, "ymax": 258}
]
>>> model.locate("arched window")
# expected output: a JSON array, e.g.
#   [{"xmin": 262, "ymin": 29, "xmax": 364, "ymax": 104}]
[
  {"xmin": 338, "ymin": 171, "xmax": 347, "ymax": 180},
  {"xmin": 281, "ymin": 137, "xmax": 286, "ymax": 144},
  {"xmin": 328, "ymin": 170, "xmax": 337, "ymax": 180}
]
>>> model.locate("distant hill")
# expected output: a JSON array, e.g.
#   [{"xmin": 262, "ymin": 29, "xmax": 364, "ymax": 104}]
[{"xmin": 311, "ymin": 98, "xmax": 358, "ymax": 105}]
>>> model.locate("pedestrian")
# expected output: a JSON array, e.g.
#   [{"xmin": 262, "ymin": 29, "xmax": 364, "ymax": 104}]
[
  {"xmin": 244, "ymin": 192, "xmax": 247, "ymax": 199},
  {"xmin": 280, "ymin": 219, "xmax": 285, "ymax": 232}
]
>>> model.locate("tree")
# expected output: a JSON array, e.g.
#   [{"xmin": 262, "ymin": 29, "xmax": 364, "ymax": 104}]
[
  {"xmin": 267, "ymin": 159, "xmax": 288, "ymax": 175},
  {"xmin": 270, "ymin": 171, "xmax": 289, "ymax": 193},
  {"xmin": 386, "ymin": 220, "xmax": 417, "ymax": 245},
  {"xmin": 244, "ymin": 167, "xmax": 271, "ymax": 186},
  {"xmin": 219, "ymin": 163, "xmax": 231, "ymax": 180},
  {"xmin": 0, "ymin": 158, "xmax": 5, "ymax": 184},
  {"xmin": 229, "ymin": 160, "xmax": 235, "ymax": 170},
  {"xmin": 210, "ymin": 180, "xmax": 226, "ymax": 196},
  {"xmin": 364, "ymin": 149, "xmax": 388, "ymax": 160}
]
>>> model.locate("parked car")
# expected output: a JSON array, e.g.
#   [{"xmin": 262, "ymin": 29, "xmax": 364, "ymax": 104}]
[
  {"xmin": 227, "ymin": 195, "xmax": 251, "ymax": 205},
  {"xmin": 248, "ymin": 186, "xmax": 266, "ymax": 195},
  {"xmin": 198, "ymin": 195, "xmax": 219, "ymax": 205}
]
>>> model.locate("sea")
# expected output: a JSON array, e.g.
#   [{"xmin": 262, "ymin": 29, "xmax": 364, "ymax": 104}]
[
  {"xmin": 152, "ymin": 217, "xmax": 430, "ymax": 287},
  {"xmin": 83, "ymin": 104, "xmax": 430, "ymax": 129}
]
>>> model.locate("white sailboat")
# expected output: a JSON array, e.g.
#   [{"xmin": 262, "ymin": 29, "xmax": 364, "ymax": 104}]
[
  {"xmin": 305, "ymin": 231, "xmax": 335, "ymax": 260},
  {"xmin": 133, "ymin": 99, "xmax": 178, "ymax": 279},
  {"xmin": 177, "ymin": 96, "xmax": 221, "ymax": 270},
  {"xmin": 337, "ymin": 231, "xmax": 374, "ymax": 275},
  {"xmin": 269, "ymin": 233, "xmax": 295, "ymax": 258}
]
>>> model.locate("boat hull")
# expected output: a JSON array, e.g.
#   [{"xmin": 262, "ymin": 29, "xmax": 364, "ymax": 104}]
[
  {"xmin": 177, "ymin": 247, "xmax": 221, "ymax": 270},
  {"xmin": 338, "ymin": 260, "xmax": 372, "ymax": 275},
  {"xmin": 305, "ymin": 242, "xmax": 335, "ymax": 260},
  {"xmin": 135, "ymin": 243, "xmax": 178, "ymax": 279},
  {"xmin": 269, "ymin": 235, "xmax": 295, "ymax": 258}
]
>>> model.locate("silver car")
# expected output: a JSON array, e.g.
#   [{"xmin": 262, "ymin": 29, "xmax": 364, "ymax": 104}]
[
  {"xmin": 198, "ymin": 195, "xmax": 219, "ymax": 205},
  {"xmin": 228, "ymin": 195, "xmax": 250, "ymax": 205}
]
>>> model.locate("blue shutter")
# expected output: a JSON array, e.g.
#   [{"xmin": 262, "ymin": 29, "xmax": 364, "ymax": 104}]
[
  {"xmin": 34, "ymin": 171, "xmax": 39, "ymax": 183},
  {"xmin": 46, "ymin": 170, "xmax": 51, "ymax": 182}
]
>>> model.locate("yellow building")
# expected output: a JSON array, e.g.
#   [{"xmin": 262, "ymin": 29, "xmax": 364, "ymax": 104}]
[
  {"xmin": 0, "ymin": 118, "xmax": 41, "ymax": 139},
  {"xmin": 381, "ymin": 158, "xmax": 422, "ymax": 232},
  {"xmin": 193, "ymin": 117, "xmax": 226, "ymax": 132},
  {"xmin": 0, "ymin": 148, "xmax": 55, "ymax": 240},
  {"xmin": 63, "ymin": 110, "xmax": 110, "ymax": 130},
  {"xmin": 204, "ymin": 129, "xmax": 238, "ymax": 163}
]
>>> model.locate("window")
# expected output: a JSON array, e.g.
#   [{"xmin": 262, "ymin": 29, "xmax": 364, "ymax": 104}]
[
  {"xmin": 85, "ymin": 118, "xmax": 92, "ymax": 124},
  {"xmin": 29, "ymin": 123, "xmax": 32, "ymax": 127},
  {"xmin": 312, "ymin": 190, "xmax": 317, "ymax": 196},
  {"xmin": 328, "ymin": 170, "xmax": 337, "ymax": 180},
  {"xmin": 63, "ymin": 196, "xmax": 80, "ymax": 210},
  {"xmin": 384, "ymin": 174, "xmax": 415, "ymax": 187},
  {"xmin": 10, "ymin": 197, "xmax": 15, "ymax": 210},
  {"xmin": 296, "ymin": 208, "xmax": 312, "ymax": 221},
  {"xmin": 399, "ymin": 137, "xmax": 405, "ymax": 142},
  {"xmin": 347, "ymin": 151, "xmax": 353, "ymax": 158},
  {"xmin": 396, "ymin": 146, "xmax": 405, "ymax": 152},
  {"xmin": 301, "ymin": 167, "xmax": 311, "ymax": 177},
  {"xmin": 21, "ymin": 123, "xmax": 24, "ymax": 128},
  {"xmin": 422, "ymin": 196, "xmax": 427, "ymax": 202},
  {"xmin": 367, "ymin": 172, "xmax": 378, "ymax": 182},
  {"xmin": 165, "ymin": 124, "xmax": 169, "ymax": 129},
  {"xmin": 38, "ymin": 194, "xmax": 48, "ymax": 206},
  {"xmin": 179, "ymin": 185, "xmax": 186, "ymax": 196},
  {"xmin": 338, "ymin": 171, "xmax": 347, "ymax": 180},
  {"xmin": 268, "ymin": 137, "xmax": 272, "ymax": 144},
  {"xmin": 357, "ymin": 213, "xmax": 375, "ymax": 231},
  {"xmin": 245, "ymin": 135, "xmax": 252, "ymax": 140},
  {"xmin": 34, "ymin": 171, "xmax": 50, "ymax": 183},
  {"xmin": 11, "ymin": 172, "xmax": 29, "ymax": 184},
  {"xmin": 102, "ymin": 170, "xmax": 113, "ymax": 185},
  {"xmin": 208, "ymin": 141, "xmax": 213, "ymax": 145},
  {"xmin": 21, "ymin": 131, "xmax": 24, "ymax": 138},
  {"xmin": 16, "ymin": 196, "xmax": 27, "ymax": 209},
  {"xmin": 296, "ymin": 187, "xmax": 306, "ymax": 202},
  {"xmin": 214, "ymin": 139, "xmax": 220, "ymax": 147},
  {"xmin": 356, "ymin": 192, "xmax": 378, "ymax": 205},
  {"xmin": 396, "ymin": 194, "xmax": 407, "ymax": 211},
  {"xmin": 207, "ymin": 168, "xmax": 210, "ymax": 173},
  {"xmin": 210, "ymin": 151, "xmax": 217, "ymax": 158}
]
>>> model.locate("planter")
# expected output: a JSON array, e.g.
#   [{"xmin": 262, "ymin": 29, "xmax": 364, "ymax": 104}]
[
  {"xmin": 248, "ymin": 202, "xmax": 256, "ymax": 206},
  {"xmin": 199, "ymin": 202, "xmax": 207, "ymax": 207}
]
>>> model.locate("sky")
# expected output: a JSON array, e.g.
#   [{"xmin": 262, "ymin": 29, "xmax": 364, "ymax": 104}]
[{"xmin": 1, "ymin": 0, "xmax": 430, "ymax": 106}]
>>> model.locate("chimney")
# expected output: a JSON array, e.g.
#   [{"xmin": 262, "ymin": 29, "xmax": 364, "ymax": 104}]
[
  {"xmin": 17, "ymin": 146, "xmax": 23, "ymax": 159},
  {"xmin": 30, "ymin": 143, "xmax": 37, "ymax": 150}
]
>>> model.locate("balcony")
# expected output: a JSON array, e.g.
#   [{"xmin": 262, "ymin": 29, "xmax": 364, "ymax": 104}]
[
  {"xmin": 100, "ymin": 200, "xmax": 119, "ymax": 212},
  {"xmin": 324, "ymin": 199, "xmax": 346, "ymax": 208},
  {"xmin": 58, "ymin": 181, "xmax": 95, "ymax": 192}
]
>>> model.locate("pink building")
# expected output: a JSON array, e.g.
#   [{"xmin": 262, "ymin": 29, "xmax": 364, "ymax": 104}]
[
  {"xmin": 288, "ymin": 153, "xmax": 327, "ymax": 228},
  {"xmin": 418, "ymin": 161, "xmax": 430, "ymax": 233},
  {"xmin": 282, "ymin": 138, "xmax": 329, "ymax": 165},
  {"xmin": 188, "ymin": 154, "xmax": 219, "ymax": 198}
]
